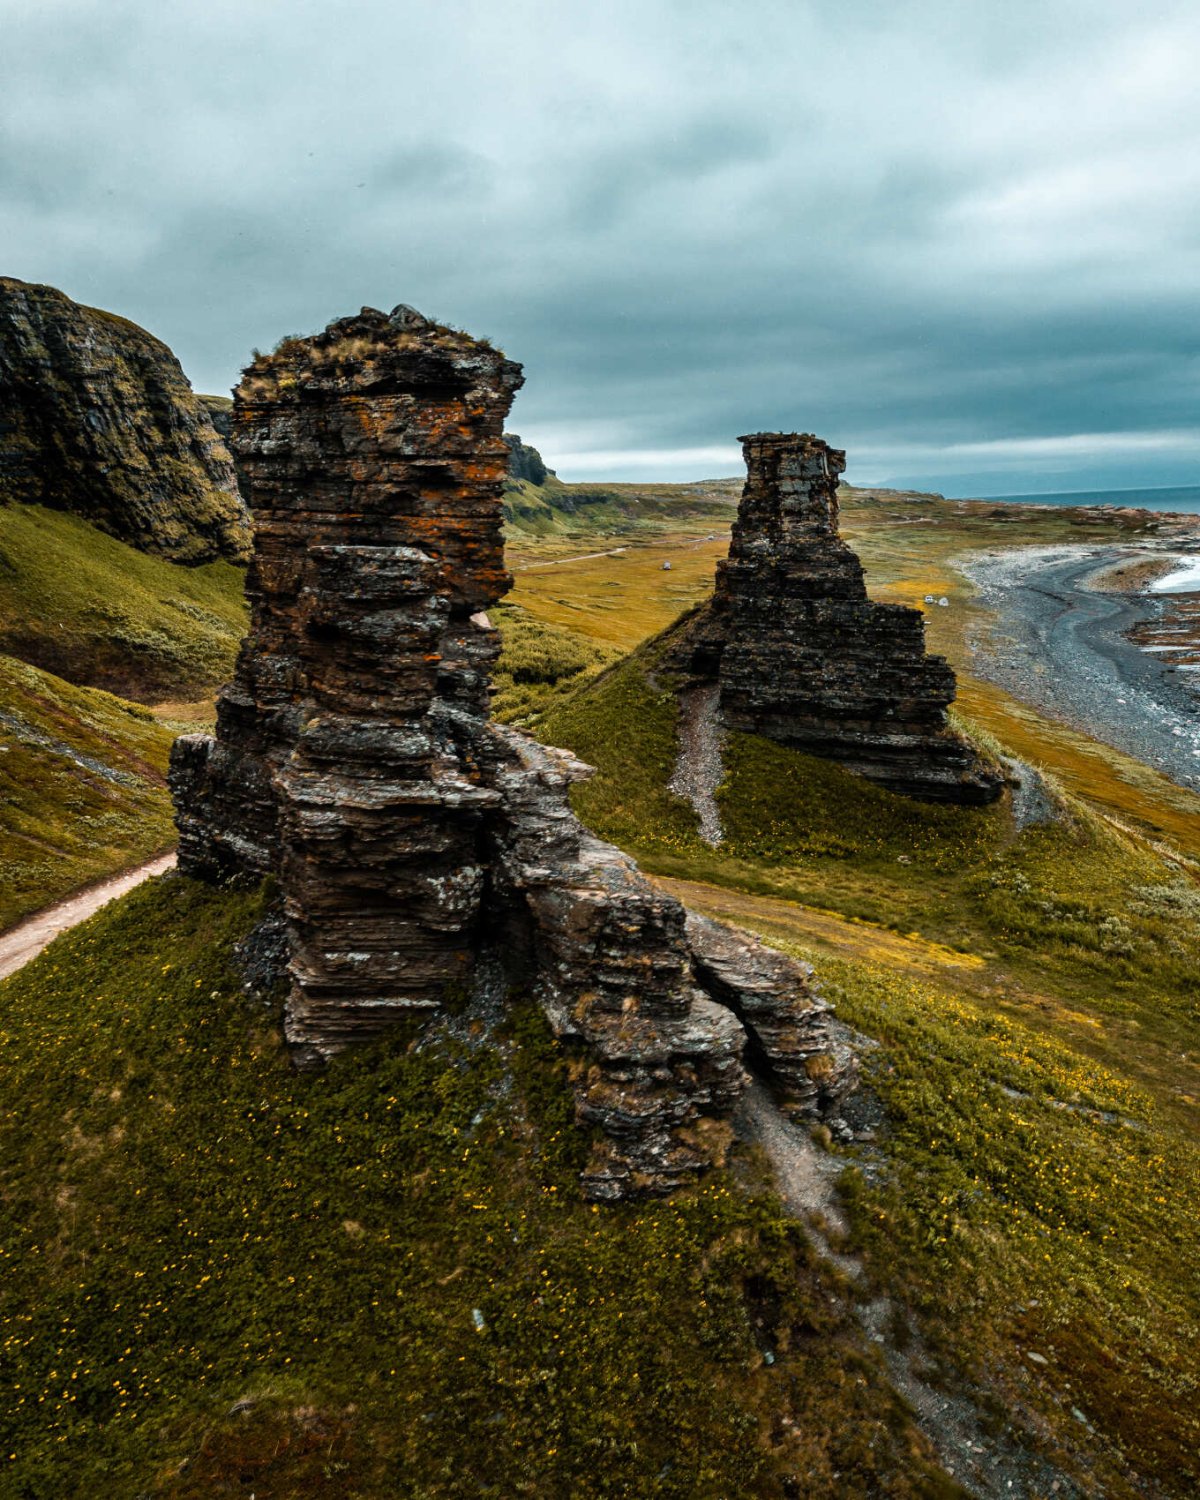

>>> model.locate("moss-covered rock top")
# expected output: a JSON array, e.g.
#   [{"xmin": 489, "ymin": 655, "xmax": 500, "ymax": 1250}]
[
  {"xmin": 237, "ymin": 304, "xmax": 518, "ymax": 409},
  {"xmin": 0, "ymin": 277, "xmax": 250, "ymax": 565}
]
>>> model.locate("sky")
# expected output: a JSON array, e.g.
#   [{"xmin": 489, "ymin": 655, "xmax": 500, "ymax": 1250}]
[{"xmin": 2, "ymin": 0, "xmax": 1198, "ymax": 494}]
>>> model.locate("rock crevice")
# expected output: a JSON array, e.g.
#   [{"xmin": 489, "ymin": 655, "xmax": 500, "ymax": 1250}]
[{"xmin": 170, "ymin": 310, "xmax": 855, "ymax": 1199}]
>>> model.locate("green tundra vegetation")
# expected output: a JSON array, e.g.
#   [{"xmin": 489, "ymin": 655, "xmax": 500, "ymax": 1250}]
[
  {"xmin": 534, "ymin": 631, "xmax": 1200, "ymax": 1495},
  {"xmin": 490, "ymin": 603, "xmax": 620, "ymax": 723},
  {"xmin": 502, "ymin": 470, "xmax": 738, "ymax": 539},
  {"xmin": 0, "ymin": 502, "xmax": 247, "ymax": 702},
  {"xmin": 0, "ymin": 654, "xmax": 175, "ymax": 930},
  {"xmin": 0, "ymin": 876, "xmax": 961, "ymax": 1498},
  {"xmin": 3, "ymin": 481, "xmax": 1199, "ymax": 1494}
]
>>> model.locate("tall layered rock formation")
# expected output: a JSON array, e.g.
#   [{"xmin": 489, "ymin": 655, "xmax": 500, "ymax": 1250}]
[
  {"xmin": 0, "ymin": 276, "xmax": 249, "ymax": 564},
  {"xmin": 673, "ymin": 432, "xmax": 1002, "ymax": 804},
  {"xmin": 171, "ymin": 309, "xmax": 854, "ymax": 1200}
]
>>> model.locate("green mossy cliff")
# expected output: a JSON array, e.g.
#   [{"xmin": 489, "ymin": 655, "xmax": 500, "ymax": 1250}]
[{"xmin": 0, "ymin": 278, "xmax": 250, "ymax": 565}]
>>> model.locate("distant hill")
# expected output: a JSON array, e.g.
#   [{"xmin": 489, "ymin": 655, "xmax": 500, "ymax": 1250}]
[
  {"xmin": 502, "ymin": 434, "xmax": 739, "ymax": 536},
  {"xmin": 0, "ymin": 277, "xmax": 250, "ymax": 565}
]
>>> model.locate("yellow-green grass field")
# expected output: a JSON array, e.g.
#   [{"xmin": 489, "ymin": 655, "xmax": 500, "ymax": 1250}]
[
  {"xmin": 532, "ymin": 638, "xmax": 1199, "ymax": 1492},
  {"xmin": 510, "ymin": 486, "xmax": 1200, "ymax": 859},
  {"xmin": 2, "ymin": 484, "xmax": 1199, "ymax": 1493},
  {"xmin": 0, "ymin": 874, "xmax": 957, "ymax": 1498},
  {"xmin": 0, "ymin": 503, "xmax": 247, "ymax": 702}
]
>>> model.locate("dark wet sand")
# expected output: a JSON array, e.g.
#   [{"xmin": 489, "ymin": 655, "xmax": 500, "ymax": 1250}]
[{"xmin": 960, "ymin": 546, "xmax": 1200, "ymax": 791}]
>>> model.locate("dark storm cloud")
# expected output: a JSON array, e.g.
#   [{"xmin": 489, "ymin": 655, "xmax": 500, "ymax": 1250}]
[{"xmin": 2, "ymin": 0, "xmax": 1197, "ymax": 492}]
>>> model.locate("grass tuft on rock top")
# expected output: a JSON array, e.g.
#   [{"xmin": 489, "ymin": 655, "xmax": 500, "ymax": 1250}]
[
  {"xmin": 0, "ymin": 503, "xmax": 247, "ymax": 701},
  {"xmin": 0, "ymin": 874, "xmax": 957, "ymax": 1499},
  {"xmin": 0, "ymin": 652, "xmax": 175, "ymax": 929}
]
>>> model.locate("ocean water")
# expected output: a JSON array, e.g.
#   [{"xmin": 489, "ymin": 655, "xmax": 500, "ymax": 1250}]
[{"xmin": 969, "ymin": 484, "xmax": 1200, "ymax": 515}]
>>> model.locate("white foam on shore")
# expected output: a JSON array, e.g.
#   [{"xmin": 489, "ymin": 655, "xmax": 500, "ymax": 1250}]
[{"xmin": 1150, "ymin": 557, "xmax": 1200, "ymax": 593}]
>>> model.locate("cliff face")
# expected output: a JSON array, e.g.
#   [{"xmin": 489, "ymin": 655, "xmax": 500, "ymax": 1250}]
[
  {"xmin": 171, "ymin": 307, "xmax": 854, "ymax": 1201},
  {"xmin": 503, "ymin": 432, "xmax": 551, "ymax": 486},
  {"xmin": 672, "ymin": 432, "xmax": 1004, "ymax": 804},
  {"xmin": 0, "ymin": 277, "xmax": 250, "ymax": 564}
]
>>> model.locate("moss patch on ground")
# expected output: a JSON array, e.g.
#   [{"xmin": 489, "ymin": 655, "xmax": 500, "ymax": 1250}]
[
  {"xmin": 0, "ymin": 653, "xmax": 175, "ymax": 930},
  {"xmin": 0, "ymin": 503, "xmax": 247, "ymax": 701},
  {"xmin": 0, "ymin": 875, "xmax": 960, "ymax": 1498},
  {"xmin": 799, "ymin": 950, "xmax": 1198, "ymax": 1496}
]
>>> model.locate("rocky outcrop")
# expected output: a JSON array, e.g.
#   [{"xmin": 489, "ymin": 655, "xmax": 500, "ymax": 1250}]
[
  {"xmin": 504, "ymin": 432, "xmax": 551, "ymax": 486},
  {"xmin": 0, "ymin": 277, "xmax": 250, "ymax": 564},
  {"xmin": 171, "ymin": 308, "xmax": 854, "ymax": 1199},
  {"xmin": 671, "ymin": 432, "xmax": 1003, "ymax": 804}
]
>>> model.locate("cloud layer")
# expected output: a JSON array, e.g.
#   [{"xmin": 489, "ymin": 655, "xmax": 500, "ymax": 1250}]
[{"xmin": 3, "ymin": 0, "xmax": 1198, "ymax": 492}]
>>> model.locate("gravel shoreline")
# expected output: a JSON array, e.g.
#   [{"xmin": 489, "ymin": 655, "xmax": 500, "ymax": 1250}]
[{"xmin": 959, "ymin": 544, "xmax": 1200, "ymax": 791}]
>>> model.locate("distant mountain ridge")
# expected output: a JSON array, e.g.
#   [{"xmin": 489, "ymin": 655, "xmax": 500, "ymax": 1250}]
[{"xmin": 0, "ymin": 277, "xmax": 250, "ymax": 564}]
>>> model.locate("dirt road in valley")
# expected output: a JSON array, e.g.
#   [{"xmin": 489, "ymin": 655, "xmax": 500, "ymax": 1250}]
[{"xmin": 0, "ymin": 853, "xmax": 176, "ymax": 981}]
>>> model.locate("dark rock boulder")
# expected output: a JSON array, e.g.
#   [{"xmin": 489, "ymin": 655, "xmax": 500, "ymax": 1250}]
[{"xmin": 0, "ymin": 277, "xmax": 250, "ymax": 564}]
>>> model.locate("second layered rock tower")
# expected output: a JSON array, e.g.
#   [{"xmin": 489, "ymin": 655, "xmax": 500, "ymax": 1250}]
[{"xmin": 675, "ymin": 432, "xmax": 1002, "ymax": 804}]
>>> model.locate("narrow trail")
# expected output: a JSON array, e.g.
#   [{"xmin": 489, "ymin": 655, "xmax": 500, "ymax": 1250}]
[
  {"xmin": 0, "ymin": 853, "xmax": 176, "ymax": 981},
  {"xmin": 742, "ymin": 1069, "xmax": 1080, "ymax": 1498},
  {"xmin": 668, "ymin": 683, "xmax": 725, "ymax": 844},
  {"xmin": 520, "ymin": 546, "xmax": 630, "ymax": 569}
]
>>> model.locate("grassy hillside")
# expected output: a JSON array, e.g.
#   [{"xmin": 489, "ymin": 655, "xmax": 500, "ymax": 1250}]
[
  {"xmin": 491, "ymin": 603, "xmax": 620, "ymax": 723},
  {"xmin": 4, "ymin": 478, "xmax": 1198, "ymax": 1491},
  {"xmin": 509, "ymin": 485, "xmax": 1200, "ymax": 856},
  {"xmin": 0, "ymin": 653, "xmax": 175, "ymax": 928},
  {"xmin": 503, "ymin": 472, "xmax": 737, "ymax": 539},
  {"xmin": 0, "ymin": 503, "xmax": 247, "ymax": 701},
  {"xmin": 0, "ymin": 874, "xmax": 957, "ymax": 1498},
  {"xmin": 532, "ymin": 637, "xmax": 1200, "ymax": 1493}
]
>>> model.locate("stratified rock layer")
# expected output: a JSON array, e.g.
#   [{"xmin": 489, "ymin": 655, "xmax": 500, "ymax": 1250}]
[
  {"xmin": 171, "ymin": 312, "xmax": 855, "ymax": 1198},
  {"xmin": 674, "ymin": 432, "xmax": 1002, "ymax": 804},
  {"xmin": 0, "ymin": 277, "xmax": 249, "ymax": 563}
]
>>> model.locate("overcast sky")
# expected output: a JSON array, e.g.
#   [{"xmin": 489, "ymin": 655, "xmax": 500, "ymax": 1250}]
[{"xmin": 3, "ymin": 0, "xmax": 1198, "ymax": 493}]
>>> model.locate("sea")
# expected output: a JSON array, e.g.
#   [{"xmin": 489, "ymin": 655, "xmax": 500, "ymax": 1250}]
[{"xmin": 966, "ymin": 484, "xmax": 1200, "ymax": 515}]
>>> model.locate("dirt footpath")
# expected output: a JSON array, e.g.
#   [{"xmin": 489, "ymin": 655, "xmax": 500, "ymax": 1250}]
[{"xmin": 0, "ymin": 853, "xmax": 176, "ymax": 981}]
